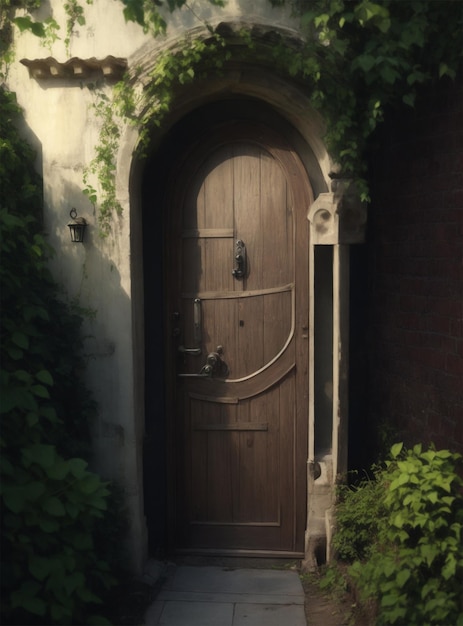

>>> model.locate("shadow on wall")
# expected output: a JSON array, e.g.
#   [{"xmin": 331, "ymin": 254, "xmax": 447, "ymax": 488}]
[{"xmin": 53, "ymin": 174, "xmax": 154, "ymax": 568}]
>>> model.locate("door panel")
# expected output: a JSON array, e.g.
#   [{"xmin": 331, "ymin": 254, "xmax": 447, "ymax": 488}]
[{"xmin": 167, "ymin": 121, "xmax": 311, "ymax": 555}]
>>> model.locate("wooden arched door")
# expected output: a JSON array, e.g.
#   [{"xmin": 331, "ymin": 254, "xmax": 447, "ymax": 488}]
[{"xmin": 165, "ymin": 120, "xmax": 312, "ymax": 556}]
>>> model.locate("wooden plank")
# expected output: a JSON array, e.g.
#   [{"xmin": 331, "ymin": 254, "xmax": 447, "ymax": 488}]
[
  {"xmin": 204, "ymin": 238, "xmax": 232, "ymax": 293},
  {"xmin": 237, "ymin": 390, "xmax": 280, "ymax": 524},
  {"xmin": 234, "ymin": 144, "xmax": 263, "ymax": 290},
  {"xmin": 237, "ymin": 295, "xmax": 264, "ymax": 376},
  {"xmin": 204, "ymin": 147, "xmax": 234, "ymax": 230},
  {"xmin": 194, "ymin": 422, "xmax": 268, "ymax": 431},
  {"xmin": 189, "ymin": 398, "xmax": 208, "ymax": 522},
  {"xmin": 182, "ymin": 228, "xmax": 234, "ymax": 238},
  {"xmin": 262, "ymin": 151, "xmax": 292, "ymax": 286},
  {"xmin": 263, "ymin": 291, "xmax": 292, "ymax": 364}
]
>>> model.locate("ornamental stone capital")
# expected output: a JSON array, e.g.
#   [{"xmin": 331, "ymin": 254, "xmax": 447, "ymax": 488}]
[{"xmin": 308, "ymin": 179, "xmax": 367, "ymax": 244}]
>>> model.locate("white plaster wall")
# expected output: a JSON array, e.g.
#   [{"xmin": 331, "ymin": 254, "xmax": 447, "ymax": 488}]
[{"xmin": 6, "ymin": 0, "xmax": 309, "ymax": 573}]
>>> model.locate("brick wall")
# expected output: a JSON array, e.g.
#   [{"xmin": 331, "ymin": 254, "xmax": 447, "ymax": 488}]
[{"xmin": 361, "ymin": 77, "xmax": 463, "ymax": 456}]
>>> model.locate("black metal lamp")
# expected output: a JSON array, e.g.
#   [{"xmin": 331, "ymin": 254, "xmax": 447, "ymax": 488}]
[{"xmin": 67, "ymin": 208, "xmax": 87, "ymax": 243}]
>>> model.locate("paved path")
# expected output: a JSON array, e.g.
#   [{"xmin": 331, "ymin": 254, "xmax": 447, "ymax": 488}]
[{"xmin": 144, "ymin": 564, "xmax": 306, "ymax": 626}]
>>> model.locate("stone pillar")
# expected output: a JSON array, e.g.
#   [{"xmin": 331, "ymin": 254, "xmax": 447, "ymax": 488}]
[{"xmin": 303, "ymin": 179, "xmax": 367, "ymax": 569}]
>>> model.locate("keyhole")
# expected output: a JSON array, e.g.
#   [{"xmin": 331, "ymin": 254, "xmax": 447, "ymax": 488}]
[{"xmin": 239, "ymin": 320, "xmax": 245, "ymax": 327}]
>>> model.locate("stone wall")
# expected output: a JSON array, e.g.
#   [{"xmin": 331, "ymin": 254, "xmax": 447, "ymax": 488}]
[{"xmin": 363, "ymin": 77, "xmax": 463, "ymax": 455}]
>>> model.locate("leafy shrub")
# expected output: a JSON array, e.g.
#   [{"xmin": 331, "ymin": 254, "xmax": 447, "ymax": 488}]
[
  {"xmin": 0, "ymin": 86, "xmax": 118, "ymax": 624},
  {"xmin": 333, "ymin": 442, "xmax": 463, "ymax": 626},
  {"xmin": 332, "ymin": 470, "xmax": 385, "ymax": 562}
]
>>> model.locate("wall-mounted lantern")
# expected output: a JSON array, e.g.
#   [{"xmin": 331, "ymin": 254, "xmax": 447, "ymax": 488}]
[{"xmin": 67, "ymin": 208, "xmax": 87, "ymax": 243}]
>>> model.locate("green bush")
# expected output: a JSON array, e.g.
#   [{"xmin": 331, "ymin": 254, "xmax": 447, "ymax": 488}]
[
  {"xmin": 333, "ymin": 443, "xmax": 463, "ymax": 626},
  {"xmin": 332, "ymin": 470, "xmax": 385, "ymax": 562},
  {"xmin": 0, "ymin": 86, "xmax": 119, "ymax": 624}
]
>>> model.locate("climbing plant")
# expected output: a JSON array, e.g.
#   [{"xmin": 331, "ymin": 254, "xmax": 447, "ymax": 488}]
[
  {"xmin": 82, "ymin": 31, "xmax": 232, "ymax": 233},
  {"xmin": 116, "ymin": 0, "xmax": 463, "ymax": 188},
  {"xmin": 0, "ymin": 85, "xmax": 123, "ymax": 626},
  {"xmin": 3, "ymin": 0, "xmax": 462, "ymax": 232}
]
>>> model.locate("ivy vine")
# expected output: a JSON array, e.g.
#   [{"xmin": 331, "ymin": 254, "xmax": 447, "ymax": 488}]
[
  {"xmin": 82, "ymin": 31, "xmax": 232, "ymax": 233},
  {"xmin": 84, "ymin": 0, "xmax": 463, "ymax": 233},
  {"xmin": 3, "ymin": 0, "xmax": 462, "ymax": 233},
  {"xmin": 64, "ymin": 0, "xmax": 92, "ymax": 55}
]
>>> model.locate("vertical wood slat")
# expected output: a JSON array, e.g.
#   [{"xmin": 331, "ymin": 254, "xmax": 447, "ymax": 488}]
[
  {"xmin": 263, "ymin": 292, "xmax": 292, "ymax": 364},
  {"xmin": 261, "ymin": 150, "xmax": 292, "ymax": 286},
  {"xmin": 204, "ymin": 148, "xmax": 234, "ymax": 230},
  {"xmin": 234, "ymin": 144, "xmax": 262, "ymax": 291}
]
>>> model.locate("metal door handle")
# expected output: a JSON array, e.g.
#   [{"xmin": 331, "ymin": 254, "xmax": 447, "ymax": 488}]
[
  {"xmin": 199, "ymin": 346, "xmax": 229, "ymax": 377},
  {"xmin": 178, "ymin": 346, "xmax": 201, "ymax": 355},
  {"xmin": 178, "ymin": 298, "xmax": 202, "ymax": 355},
  {"xmin": 232, "ymin": 240, "xmax": 247, "ymax": 279}
]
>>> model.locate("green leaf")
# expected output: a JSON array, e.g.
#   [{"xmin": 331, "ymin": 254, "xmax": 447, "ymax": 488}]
[
  {"xmin": 381, "ymin": 593, "xmax": 398, "ymax": 607},
  {"xmin": 402, "ymin": 93, "xmax": 416, "ymax": 107},
  {"xmin": 380, "ymin": 66, "xmax": 400, "ymax": 84},
  {"xmin": 26, "ymin": 412, "xmax": 39, "ymax": 427},
  {"xmin": 68, "ymin": 457, "xmax": 88, "ymax": 478},
  {"xmin": 396, "ymin": 569, "xmax": 410, "ymax": 587},
  {"xmin": 29, "ymin": 555, "xmax": 51, "ymax": 582},
  {"xmin": 63, "ymin": 571, "xmax": 86, "ymax": 595},
  {"xmin": 3, "ymin": 488, "xmax": 26, "ymax": 513},
  {"xmin": 356, "ymin": 55, "xmax": 376, "ymax": 72},
  {"xmin": 65, "ymin": 502, "xmax": 80, "ymax": 518},
  {"xmin": 36, "ymin": 370, "xmax": 54, "ymax": 386},
  {"xmin": 14, "ymin": 369, "xmax": 32, "ymax": 383},
  {"xmin": 43, "ymin": 496, "xmax": 66, "ymax": 516},
  {"xmin": 40, "ymin": 405, "xmax": 58, "ymax": 422},
  {"xmin": 13, "ymin": 16, "xmax": 46, "ymax": 38},
  {"xmin": 46, "ymin": 459, "xmax": 70, "ymax": 480},
  {"xmin": 390, "ymin": 472, "xmax": 409, "ymax": 490},
  {"xmin": 12, "ymin": 331, "xmax": 29, "ymax": 349},
  {"xmin": 31, "ymin": 384, "xmax": 50, "ymax": 398},
  {"xmin": 23, "ymin": 443, "xmax": 56, "ymax": 469},
  {"xmin": 393, "ymin": 512, "xmax": 404, "ymax": 528},
  {"xmin": 439, "ymin": 63, "xmax": 456, "ymax": 80},
  {"xmin": 78, "ymin": 475, "xmax": 102, "ymax": 494},
  {"xmin": 390, "ymin": 442, "xmax": 403, "ymax": 458},
  {"xmin": 11, "ymin": 591, "xmax": 47, "ymax": 616},
  {"xmin": 442, "ymin": 557, "xmax": 456, "ymax": 580},
  {"xmin": 11, "ymin": 581, "xmax": 46, "ymax": 615}
]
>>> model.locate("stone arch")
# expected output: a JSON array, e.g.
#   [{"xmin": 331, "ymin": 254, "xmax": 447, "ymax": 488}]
[
  {"xmin": 115, "ymin": 21, "xmax": 366, "ymax": 565},
  {"xmin": 117, "ymin": 20, "xmax": 334, "ymax": 198}
]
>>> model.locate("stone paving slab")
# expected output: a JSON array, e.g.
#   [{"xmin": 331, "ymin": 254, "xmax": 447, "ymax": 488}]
[
  {"xmin": 144, "ymin": 565, "xmax": 306, "ymax": 626},
  {"xmin": 156, "ymin": 590, "xmax": 303, "ymax": 604},
  {"xmin": 233, "ymin": 602, "xmax": 307, "ymax": 626}
]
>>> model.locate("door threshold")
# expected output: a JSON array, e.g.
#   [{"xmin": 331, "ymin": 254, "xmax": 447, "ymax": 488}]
[{"xmin": 174, "ymin": 548, "xmax": 305, "ymax": 560}]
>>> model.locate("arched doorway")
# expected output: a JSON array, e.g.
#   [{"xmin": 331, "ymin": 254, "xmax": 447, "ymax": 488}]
[{"xmin": 143, "ymin": 100, "xmax": 316, "ymax": 557}]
